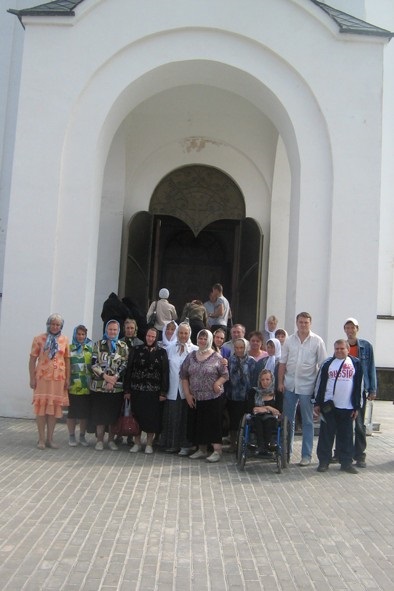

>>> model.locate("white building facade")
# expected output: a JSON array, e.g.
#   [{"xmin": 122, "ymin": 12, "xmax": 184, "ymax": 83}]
[{"xmin": 0, "ymin": 0, "xmax": 393, "ymax": 417}]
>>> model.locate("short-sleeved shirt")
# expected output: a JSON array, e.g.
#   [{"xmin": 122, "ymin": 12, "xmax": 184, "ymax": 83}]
[
  {"xmin": 214, "ymin": 295, "xmax": 230, "ymax": 327},
  {"xmin": 180, "ymin": 351, "xmax": 229, "ymax": 401},
  {"xmin": 280, "ymin": 331, "xmax": 327, "ymax": 395}
]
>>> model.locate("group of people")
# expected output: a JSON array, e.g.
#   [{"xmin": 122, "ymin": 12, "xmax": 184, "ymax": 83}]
[{"xmin": 29, "ymin": 288, "xmax": 377, "ymax": 473}]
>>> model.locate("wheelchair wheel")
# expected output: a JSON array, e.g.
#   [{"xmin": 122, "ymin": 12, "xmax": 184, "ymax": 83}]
[
  {"xmin": 236, "ymin": 414, "xmax": 248, "ymax": 471},
  {"xmin": 280, "ymin": 415, "xmax": 291, "ymax": 469}
]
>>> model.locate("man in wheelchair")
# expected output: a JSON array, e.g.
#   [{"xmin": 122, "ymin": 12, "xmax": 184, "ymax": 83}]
[{"xmin": 247, "ymin": 369, "xmax": 283, "ymax": 456}]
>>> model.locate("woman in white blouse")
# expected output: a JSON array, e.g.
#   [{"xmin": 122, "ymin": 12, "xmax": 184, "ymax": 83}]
[{"xmin": 160, "ymin": 322, "xmax": 198, "ymax": 456}]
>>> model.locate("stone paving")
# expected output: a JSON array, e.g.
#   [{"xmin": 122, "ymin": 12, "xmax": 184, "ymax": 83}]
[{"xmin": 0, "ymin": 401, "xmax": 393, "ymax": 591}]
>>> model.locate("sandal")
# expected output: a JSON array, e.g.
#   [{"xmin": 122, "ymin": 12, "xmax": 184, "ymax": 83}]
[
  {"xmin": 45, "ymin": 441, "xmax": 59, "ymax": 449},
  {"xmin": 36, "ymin": 442, "xmax": 45, "ymax": 450}
]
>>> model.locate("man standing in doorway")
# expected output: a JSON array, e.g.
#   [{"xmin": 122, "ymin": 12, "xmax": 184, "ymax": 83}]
[
  {"xmin": 278, "ymin": 312, "xmax": 327, "ymax": 466},
  {"xmin": 343, "ymin": 318, "xmax": 377, "ymax": 468},
  {"xmin": 209, "ymin": 283, "xmax": 231, "ymax": 337}
]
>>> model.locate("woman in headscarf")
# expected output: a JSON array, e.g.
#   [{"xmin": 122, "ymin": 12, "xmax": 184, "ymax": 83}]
[
  {"xmin": 262, "ymin": 315, "xmax": 279, "ymax": 344},
  {"xmin": 180, "ymin": 329, "xmax": 229, "ymax": 463},
  {"xmin": 67, "ymin": 324, "xmax": 92, "ymax": 447},
  {"xmin": 160, "ymin": 322, "xmax": 198, "ymax": 455},
  {"xmin": 90, "ymin": 320, "xmax": 129, "ymax": 451},
  {"xmin": 264, "ymin": 338, "xmax": 282, "ymax": 376},
  {"xmin": 124, "ymin": 327, "xmax": 169, "ymax": 454},
  {"xmin": 159, "ymin": 320, "xmax": 178, "ymax": 349},
  {"xmin": 247, "ymin": 369, "xmax": 282, "ymax": 455},
  {"xmin": 122, "ymin": 318, "xmax": 143, "ymax": 350},
  {"xmin": 227, "ymin": 338, "xmax": 256, "ymax": 452},
  {"xmin": 146, "ymin": 288, "xmax": 177, "ymax": 340},
  {"xmin": 29, "ymin": 313, "xmax": 70, "ymax": 450}
]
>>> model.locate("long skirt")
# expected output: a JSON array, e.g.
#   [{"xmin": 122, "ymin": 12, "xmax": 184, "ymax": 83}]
[
  {"xmin": 160, "ymin": 393, "xmax": 191, "ymax": 449},
  {"xmin": 90, "ymin": 391, "xmax": 124, "ymax": 426},
  {"xmin": 67, "ymin": 393, "xmax": 91, "ymax": 420},
  {"xmin": 130, "ymin": 390, "xmax": 161, "ymax": 434},
  {"xmin": 227, "ymin": 399, "xmax": 248, "ymax": 431},
  {"xmin": 189, "ymin": 394, "xmax": 224, "ymax": 446}
]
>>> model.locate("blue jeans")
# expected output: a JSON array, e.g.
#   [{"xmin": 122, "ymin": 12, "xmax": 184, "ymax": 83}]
[{"xmin": 283, "ymin": 390, "xmax": 314, "ymax": 460}]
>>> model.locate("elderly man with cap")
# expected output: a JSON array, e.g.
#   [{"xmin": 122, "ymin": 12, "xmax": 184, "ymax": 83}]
[
  {"xmin": 343, "ymin": 317, "xmax": 377, "ymax": 469},
  {"xmin": 146, "ymin": 288, "xmax": 178, "ymax": 341}
]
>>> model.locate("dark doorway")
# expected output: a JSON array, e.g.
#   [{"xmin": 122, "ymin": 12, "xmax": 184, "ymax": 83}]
[
  {"xmin": 124, "ymin": 165, "xmax": 263, "ymax": 331},
  {"xmin": 152, "ymin": 216, "xmax": 236, "ymax": 318}
]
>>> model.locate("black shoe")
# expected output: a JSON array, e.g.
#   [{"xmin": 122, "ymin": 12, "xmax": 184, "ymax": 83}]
[
  {"xmin": 317, "ymin": 464, "xmax": 329, "ymax": 473},
  {"xmin": 355, "ymin": 460, "xmax": 367, "ymax": 468},
  {"xmin": 341, "ymin": 465, "xmax": 359, "ymax": 474},
  {"xmin": 329, "ymin": 456, "xmax": 339, "ymax": 464}
]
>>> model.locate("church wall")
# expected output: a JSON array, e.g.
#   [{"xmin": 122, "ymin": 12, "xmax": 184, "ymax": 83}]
[{"xmin": 0, "ymin": 0, "xmax": 390, "ymax": 416}]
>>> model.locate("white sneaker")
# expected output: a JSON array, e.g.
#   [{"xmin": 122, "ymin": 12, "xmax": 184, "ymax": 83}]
[
  {"xmin": 189, "ymin": 449, "xmax": 207, "ymax": 460},
  {"xmin": 130, "ymin": 444, "xmax": 142, "ymax": 453},
  {"xmin": 206, "ymin": 451, "xmax": 222, "ymax": 463},
  {"xmin": 178, "ymin": 447, "xmax": 192, "ymax": 456},
  {"xmin": 299, "ymin": 457, "xmax": 311, "ymax": 467},
  {"xmin": 68, "ymin": 434, "xmax": 77, "ymax": 447},
  {"xmin": 145, "ymin": 445, "xmax": 153, "ymax": 454},
  {"xmin": 95, "ymin": 441, "xmax": 104, "ymax": 451},
  {"xmin": 79, "ymin": 435, "xmax": 89, "ymax": 447},
  {"xmin": 108, "ymin": 441, "xmax": 119, "ymax": 451}
]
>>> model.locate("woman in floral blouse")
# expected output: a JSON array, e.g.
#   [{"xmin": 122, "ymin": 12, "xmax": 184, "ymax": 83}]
[
  {"xmin": 90, "ymin": 320, "xmax": 128, "ymax": 451},
  {"xmin": 180, "ymin": 329, "xmax": 229, "ymax": 463}
]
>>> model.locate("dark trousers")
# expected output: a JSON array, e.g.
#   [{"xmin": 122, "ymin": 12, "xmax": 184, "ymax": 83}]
[
  {"xmin": 317, "ymin": 408, "xmax": 354, "ymax": 468},
  {"xmin": 252, "ymin": 415, "xmax": 277, "ymax": 450},
  {"xmin": 354, "ymin": 392, "xmax": 367, "ymax": 462}
]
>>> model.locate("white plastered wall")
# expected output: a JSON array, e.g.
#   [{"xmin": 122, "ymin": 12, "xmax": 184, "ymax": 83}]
[{"xmin": 0, "ymin": 0, "xmax": 386, "ymax": 416}]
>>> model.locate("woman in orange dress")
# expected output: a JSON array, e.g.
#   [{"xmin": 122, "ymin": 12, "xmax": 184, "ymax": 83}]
[{"xmin": 29, "ymin": 314, "xmax": 70, "ymax": 449}]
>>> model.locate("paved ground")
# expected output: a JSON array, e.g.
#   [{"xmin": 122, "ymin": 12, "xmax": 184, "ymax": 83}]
[{"xmin": 0, "ymin": 401, "xmax": 393, "ymax": 591}]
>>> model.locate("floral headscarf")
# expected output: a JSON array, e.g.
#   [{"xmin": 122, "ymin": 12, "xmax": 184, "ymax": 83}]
[
  {"xmin": 103, "ymin": 319, "xmax": 120, "ymax": 353},
  {"xmin": 43, "ymin": 313, "xmax": 64, "ymax": 359},
  {"xmin": 72, "ymin": 324, "xmax": 92, "ymax": 354}
]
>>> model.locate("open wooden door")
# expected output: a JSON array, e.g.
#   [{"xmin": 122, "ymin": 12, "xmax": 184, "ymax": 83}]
[
  {"xmin": 125, "ymin": 212, "xmax": 154, "ymax": 312},
  {"xmin": 234, "ymin": 217, "xmax": 263, "ymax": 331}
]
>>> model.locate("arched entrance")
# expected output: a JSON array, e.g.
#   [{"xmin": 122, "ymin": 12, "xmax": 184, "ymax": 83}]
[{"xmin": 125, "ymin": 165, "xmax": 263, "ymax": 330}]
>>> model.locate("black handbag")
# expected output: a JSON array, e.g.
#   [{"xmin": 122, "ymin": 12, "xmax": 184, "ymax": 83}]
[{"xmin": 147, "ymin": 301, "xmax": 158, "ymax": 327}]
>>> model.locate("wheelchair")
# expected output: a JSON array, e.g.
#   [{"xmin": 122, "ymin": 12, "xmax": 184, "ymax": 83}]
[{"xmin": 236, "ymin": 412, "xmax": 291, "ymax": 473}]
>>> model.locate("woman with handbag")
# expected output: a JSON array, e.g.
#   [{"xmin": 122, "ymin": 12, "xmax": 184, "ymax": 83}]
[
  {"xmin": 146, "ymin": 288, "xmax": 177, "ymax": 341},
  {"xmin": 123, "ymin": 327, "xmax": 169, "ymax": 454}
]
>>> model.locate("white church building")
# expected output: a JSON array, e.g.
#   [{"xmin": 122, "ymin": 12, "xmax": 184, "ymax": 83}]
[{"xmin": 0, "ymin": 0, "xmax": 393, "ymax": 417}]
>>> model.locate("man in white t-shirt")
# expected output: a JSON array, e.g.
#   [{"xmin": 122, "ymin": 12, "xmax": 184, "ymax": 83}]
[{"xmin": 313, "ymin": 339, "xmax": 363, "ymax": 474}]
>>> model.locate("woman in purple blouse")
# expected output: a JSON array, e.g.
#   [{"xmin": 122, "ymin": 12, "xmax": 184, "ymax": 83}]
[{"xmin": 180, "ymin": 329, "xmax": 229, "ymax": 463}]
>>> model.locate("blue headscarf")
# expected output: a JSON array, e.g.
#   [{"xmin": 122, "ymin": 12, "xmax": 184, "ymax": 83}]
[
  {"xmin": 103, "ymin": 319, "xmax": 120, "ymax": 353},
  {"xmin": 43, "ymin": 313, "xmax": 64, "ymax": 360},
  {"xmin": 72, "ymin": 324, "xmax": 92, "ymax": 354}
]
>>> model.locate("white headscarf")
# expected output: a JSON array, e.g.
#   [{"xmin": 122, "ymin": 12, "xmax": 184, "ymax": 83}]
[
  {"xmin": 161, "ymin": 320, "xmax": 178, "ymax": 348},
  {"xmin": 264, "ymin": 317, "xmax": 277, "ymax": 340},
  {"xmin": 264, "ymin": 338, "xmax": 281, "ymax": 373},
  {"xmin": 197, "ymin": 329, "xmax": 213, "ymax": 353}
]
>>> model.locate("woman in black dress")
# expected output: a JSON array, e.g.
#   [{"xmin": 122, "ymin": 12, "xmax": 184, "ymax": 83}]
[{"xmin": 123, "ymin": 328, "xmax": 169, "ymax": 454}]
